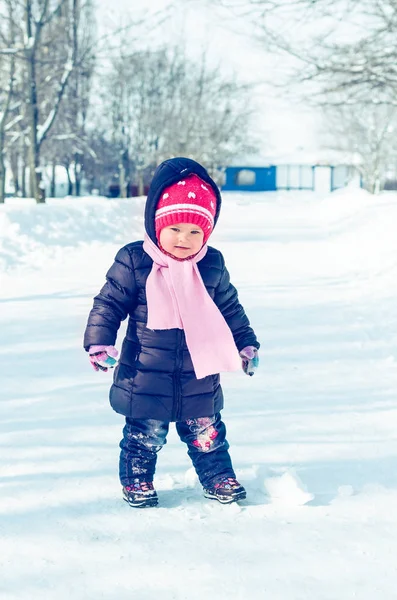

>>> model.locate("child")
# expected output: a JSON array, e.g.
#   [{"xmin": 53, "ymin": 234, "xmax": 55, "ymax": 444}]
[{"xmin": 84, "ymin": 157, "xmax": 259, "ymax": 508}]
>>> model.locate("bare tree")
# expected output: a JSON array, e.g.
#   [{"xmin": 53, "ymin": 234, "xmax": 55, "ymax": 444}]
[
  {"xmin": 159, "ymin": 51, "xmax": 257, "ymax": 177},
  {"xmin": 102, "ymin": 47, "xmax": 173, "ymax": 197},
  {"xmin": 0, "ymin": 0, "xmax": 96, "ymax": 202},
  {"xmin": 322, "ymin": 104, "xmax": 397, "ymax": 193},
  {"xmin": 102, "ymin": 45, "xmax": 257, "ymax": 195},
  {"xmin": 22, "ymin": 0, "xmax": 82, "ymax": 203},
  {"xmin": 210, "ymin": 0, "xmax": 397, "ymax": 106},
  {"xmin": 205, "ymin": 0, "xmax": 397, "ymax": 193},
  {"xmin": 280, "ymin": 1, "xmax": 397, "ymax": 107},
  {"xmin": 0, "ymin": 0, "xmax": 16, "ymax": 202},
  {"xmin": 2, "ymin": 0, "xmax": 256, "ymax": 201},
  {"xmin": 41, "ymin": 0, "xmax": 96, "ymax": 196},
  {"xmin": 81, "ymin": 130, "xmax": 119, "ymax": 196}
]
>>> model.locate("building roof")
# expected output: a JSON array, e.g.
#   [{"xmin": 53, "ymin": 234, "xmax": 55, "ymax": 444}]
[{"xmin": 228, "ymin": 148, "xmax": 361, "ymax": 167}]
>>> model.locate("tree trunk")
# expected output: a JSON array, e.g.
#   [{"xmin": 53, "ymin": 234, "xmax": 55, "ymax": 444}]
[
  {"xmin": 10, "ymin": 151, "xmax": 20, "ymax": 196},
  {"xmin": 0, "ymin": 0, "xmax": 16, "ymax": 204},
  {"xmin": 21, "ymin": 146, "xmax": 27, "ymax": 198},
  {"xmin": 75, "ymin": 174, "xmax": 81, "ymax": 196},
  {"xmin": 27, "ymin": 95, "xmax": 45, "ymax": 202},
  {"xmin": 74, "ymin": 154, "xmax": 81, "ymax": 196},
  {"xmin": 119, "ymin": 149, "xmax": 129, "ymax": 198},
  {"xmin": 65, "ymin": 165, "xmax": 73, "ymax": 195},
  {"xmin": 0, "ymin": 144, "xmax": 5, "ymax": 203},
  {"xmin": 137, "ymin": 171, "xmax": 144, "ymax": 196},
  {"xmin": 119, "ymin": 163, "xmax": 126, "ymax": 198},
  {"xmin": 25, "ymin": 0, "xmax": 45, "ymax": 203},
  {"xmin": 51, "ymin": 162, "xmax": 56, "ymax": 197}
]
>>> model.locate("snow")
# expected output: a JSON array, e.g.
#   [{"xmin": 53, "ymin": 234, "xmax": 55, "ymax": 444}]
[
  {"xmin": 228, "ymin": 148, "xmax": 362, "ymax": 167},
  {"xmin": 263, "ymin": 469, "xmax": 314, "ymax": 507},
  {"xmin": 1, "ymin": 188, "xmax": 397, "ymax": 599}
]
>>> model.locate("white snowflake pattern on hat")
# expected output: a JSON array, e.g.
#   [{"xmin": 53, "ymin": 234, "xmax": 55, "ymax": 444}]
[{"xmin": 155, "ymin": 173, "xmax": 217, "ymax": 244}]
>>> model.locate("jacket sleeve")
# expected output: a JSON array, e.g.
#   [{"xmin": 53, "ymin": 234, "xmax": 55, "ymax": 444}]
[
  {"xmin": 83, "ymin": 246, "xmax": 137, "ymax": 350},
  {"xmin": 213, "ymin": 255, "xmax": 260, "ymax": 352}
]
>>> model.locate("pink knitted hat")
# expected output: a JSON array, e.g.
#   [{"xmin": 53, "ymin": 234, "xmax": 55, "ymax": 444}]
[{"xmin": 155, "ymin": 174, "xmax": 217, "ymax": 244}]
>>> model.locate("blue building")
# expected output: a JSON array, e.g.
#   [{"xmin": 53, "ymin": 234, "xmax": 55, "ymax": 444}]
[{"xmin": 222, "ymin": 153, "xmax": 360, "ymax": 194}]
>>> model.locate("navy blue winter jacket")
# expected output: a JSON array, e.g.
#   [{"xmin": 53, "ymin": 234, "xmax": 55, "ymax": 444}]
[{"xmin": 84, "ymin": 157, "xmax": 259, "ymax": 421}]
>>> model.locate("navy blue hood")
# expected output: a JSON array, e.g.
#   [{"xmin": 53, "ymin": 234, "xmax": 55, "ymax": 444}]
[{"xmin": 144, "ymin": 157, "xmax": 222, "ymax": 243}]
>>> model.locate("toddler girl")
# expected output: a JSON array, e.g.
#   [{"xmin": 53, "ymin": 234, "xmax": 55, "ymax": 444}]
[{"xmin": 84, "ymin": 157, "xmax": 259, "ymax": 507}]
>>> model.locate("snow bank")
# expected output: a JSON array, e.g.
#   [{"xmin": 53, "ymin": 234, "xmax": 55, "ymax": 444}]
[
  {"xmin": 2, "ymin": 189, "xmax": 395, "ymax": 273},
  {"xmin": 2, "ymin": 189, "xmax": 397, "ymax": 303},
  {"xmin": 2, "ymin": 188, "xmax": 397, "ymax": 600},
  {"xmin": 0, "ymin": 196, "xmax": 145, "ymax": 273},
  {"xmin": 264, "ymin": 469, "xmax": 314, "ymax": 506},
  {"xmin": 215, "ymin": 189, "xmax": 397, "ymax": 303}
]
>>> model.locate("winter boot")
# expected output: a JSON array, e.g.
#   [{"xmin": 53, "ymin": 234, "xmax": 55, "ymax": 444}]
[
  {"xmin": 203, "ymin": 477, "xmax": 246, "ymax": 504},
  {"xmin": 122, "ymin": 481, "xmax": 158, "ymax": 508}
]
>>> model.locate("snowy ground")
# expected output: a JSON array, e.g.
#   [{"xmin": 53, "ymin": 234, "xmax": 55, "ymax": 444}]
[{"xmin": 1, "ymin": 188, "xmax": 397, "ymax": 599}]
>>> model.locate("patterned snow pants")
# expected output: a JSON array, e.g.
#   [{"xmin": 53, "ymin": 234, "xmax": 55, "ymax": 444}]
[{"xmin": 119, "ymin": 412, "xmax": 236, "ymax": 489}]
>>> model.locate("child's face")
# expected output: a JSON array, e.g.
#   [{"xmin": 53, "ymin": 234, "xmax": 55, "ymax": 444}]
[{"xmin": 159, "ymin": 223, "xmax": 205, "ymax": 258}]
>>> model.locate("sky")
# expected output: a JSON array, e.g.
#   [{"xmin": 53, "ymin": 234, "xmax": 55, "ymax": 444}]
[{"xmin": 95, "ymin": 0, "xmax": 322, "ymax": 158}]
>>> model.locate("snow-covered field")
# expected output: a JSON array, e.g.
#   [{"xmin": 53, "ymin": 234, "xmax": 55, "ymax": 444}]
[{"xmin": 1, "ymin": 188, "xmax": 397, "ymax": 599}]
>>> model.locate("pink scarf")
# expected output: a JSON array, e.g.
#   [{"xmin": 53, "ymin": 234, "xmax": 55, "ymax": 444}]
[{"xmin": 143, "ymin": 234, "xmax": 241, "ymax": 379}]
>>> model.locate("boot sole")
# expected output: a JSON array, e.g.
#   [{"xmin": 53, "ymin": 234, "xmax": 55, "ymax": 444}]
[
  {"xmin": 123, "ymin": 496, "xmax": 158, "ymax": 508},
  {"xmin": 203, "ymin": 490, "xmax": 247, "ymax": 504}
]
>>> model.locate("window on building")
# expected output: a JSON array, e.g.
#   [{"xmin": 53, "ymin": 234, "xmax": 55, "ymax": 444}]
[
  {"xmin": 300, "ymin": 166, "xmax": 313, "ymax": 189},
  {"xmin": 235, "ymin": 169, "xmax": 256, "ymax": 186},
  {"xmin": 276, "ymin": 165, "xmax": 288, "ymax": 188},
  {"xmin": 276, "ymin": 165, "xmax": 314, "ymax": 189},
  {"xmin": 332, "ymin": 165, "xmax": 349, "ymax": 189},
  {"xmin": 288, "ymin": 166, "xmax": 300, "ymax": 188}
]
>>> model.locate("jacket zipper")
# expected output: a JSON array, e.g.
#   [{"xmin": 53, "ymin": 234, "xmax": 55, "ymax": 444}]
[{"xmin": 172, "ymin": 330, "xmax": 183, "ymax": 421}]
